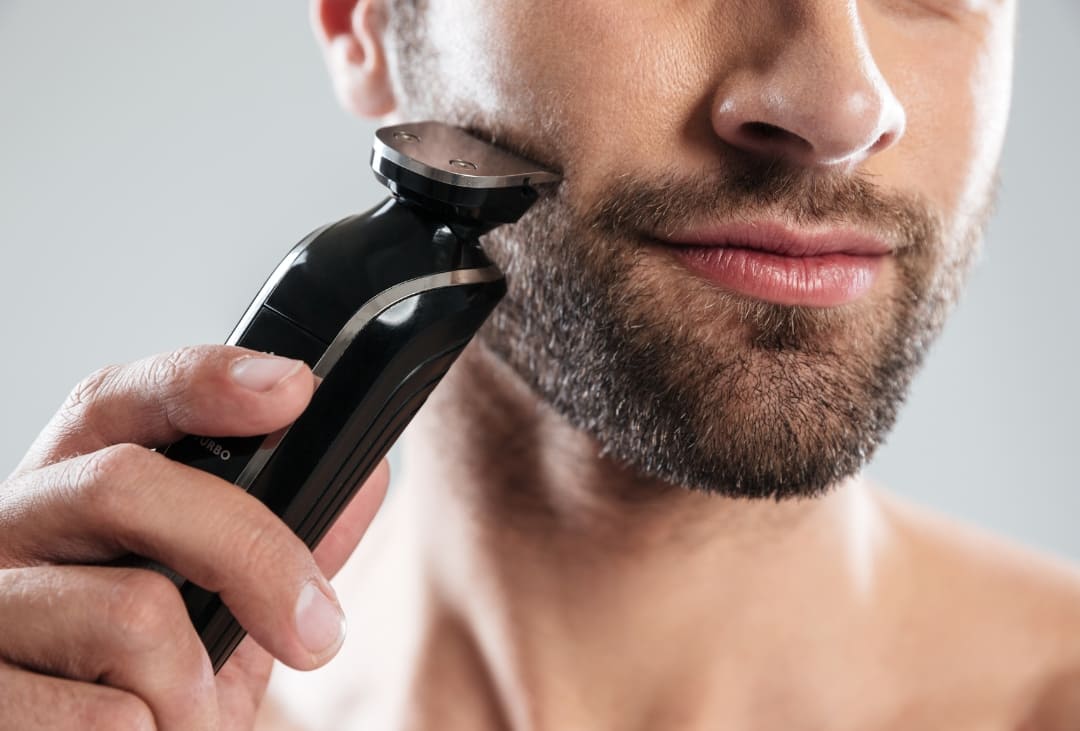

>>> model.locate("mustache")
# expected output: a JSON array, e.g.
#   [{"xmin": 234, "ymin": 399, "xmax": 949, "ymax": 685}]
[
  {"xmin": 585, "ymin": 155, "xmax": 942, "ymax": 255},
  {"xmin": 460, "ymin": 114, "xmax": 945, "ymax": 258}
]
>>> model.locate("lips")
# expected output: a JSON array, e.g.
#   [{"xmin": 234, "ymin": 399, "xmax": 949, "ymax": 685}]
[{"xmin": 654, "ymin": 221, "xmax": 893, "ymax": 307}]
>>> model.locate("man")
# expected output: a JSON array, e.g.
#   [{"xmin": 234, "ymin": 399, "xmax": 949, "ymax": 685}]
[{"xmin": 0, "ymin": 0, "xmax": 1077, "ymax": 728}]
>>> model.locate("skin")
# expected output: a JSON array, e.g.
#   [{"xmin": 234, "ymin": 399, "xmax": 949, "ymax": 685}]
[
  {"xmin": 2, "ymin": 0, "xmax": 1078, "ymax": 729},
  {"xmin": 266, "ymin": 0, "xmax": 1080, "ymax": 728},
  {"xmin": 0, "ymin": 348, "xmax": 389, "ymax": 730}
]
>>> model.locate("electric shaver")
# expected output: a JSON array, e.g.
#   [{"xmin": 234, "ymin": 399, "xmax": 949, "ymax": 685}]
[{"xmin": 154, "ymin": 122, "xmax": 559, "ymax": 672}]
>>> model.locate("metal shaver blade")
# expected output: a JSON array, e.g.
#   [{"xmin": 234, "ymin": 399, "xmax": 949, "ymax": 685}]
[{"xmin": 371, "ymin": 121, "xmax": 562, "ymax": 224}]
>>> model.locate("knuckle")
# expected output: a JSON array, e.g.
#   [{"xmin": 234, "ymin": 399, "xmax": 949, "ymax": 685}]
[
  {"xmin": 105, "ymin": 569, "xmax": 187, "ymax": 653},
  {"xmin": 84, "ymin": 693, "xmax": 155, "ymax": 731},
  {"xmin": 148, "ymin": 348, "xmax": 192, "ymax": 391},
  {"xmin": 87, "ymin": 442, "xmax": 148, "ymax": 480},
  {"xmin": 246, "ymin": 515, "xmax": 302, "ymax": 569},
  {"xmin": 149, "ymin": 346, "xmax": 225, "ymax": 422},
  {"xmin": 74, "ymin": 443, "xmax": 154, "ymax": 514},
  {"xmin": 146, "ymin": 350, "xmax": 193, "ymax": 419},
  {"xmin": 225, "ymin": 510, "xmax": 310, "ymax": 590},
  {"xmin": 63, "ymin": 365, "xmax": 121, "ymax": 422}
]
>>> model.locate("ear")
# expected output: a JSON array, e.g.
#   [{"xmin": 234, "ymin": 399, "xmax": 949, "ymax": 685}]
[{"xmin": 311, "ymin": 0, "xmax": 396, "ymax": 118}]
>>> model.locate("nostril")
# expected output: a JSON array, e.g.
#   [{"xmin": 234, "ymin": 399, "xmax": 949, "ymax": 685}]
[
  {"xmin": 740, "ymin": 121, "xmax": 814, "ymax": 156},
  {"xmin": 742, "ymin": 122, "xmax": 786, "ymax": 142},
  {"xmin": 868, "ymin": 128, "xmax": 899, "ymax": 155}
]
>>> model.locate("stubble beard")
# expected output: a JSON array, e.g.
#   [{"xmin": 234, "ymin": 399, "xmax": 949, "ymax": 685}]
[
  {"xmin": 473, "ymin": 157, "xmax": 986, "ymax": 500},
  {"xmin": 384, "ymin": 18, "xmax": 989, "ymax": 500}
]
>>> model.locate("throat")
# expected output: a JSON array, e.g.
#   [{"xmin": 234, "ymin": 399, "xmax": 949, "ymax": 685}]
[{"xmin": 388, "ymin": 344, "xmax": 883, "ymax": 730}]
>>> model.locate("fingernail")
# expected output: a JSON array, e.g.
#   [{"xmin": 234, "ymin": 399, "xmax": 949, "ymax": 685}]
[
  {"xmin": 230, "ymin": 356, "xmax": 303, "ymax": 392},
  {"xmin": 295, "ymin": 580, "xmax": 346, "ymax": 658}
]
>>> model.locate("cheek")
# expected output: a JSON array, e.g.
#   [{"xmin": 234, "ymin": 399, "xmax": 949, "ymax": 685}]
[
  {"xmin": 424, "ymin": 1, "xmax": 713, "ymax": 200},
  {"xmin": 876, "ymin": 12, "xmax": 1014, "ymax": 235},
  {"xmin": 959, "ymin": 15, "xmax": 1014, "ymax": 220}
]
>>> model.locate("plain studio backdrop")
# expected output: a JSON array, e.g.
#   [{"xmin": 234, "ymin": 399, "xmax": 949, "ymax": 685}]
[{"xmin": 1, "ymin": 4, "xmax": 1078, "ymax": 564}]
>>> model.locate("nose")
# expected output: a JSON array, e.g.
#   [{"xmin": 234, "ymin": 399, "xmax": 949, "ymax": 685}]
[{"xmin": 711, "ymin": 5, "xmax": 906, "ymax": 169}]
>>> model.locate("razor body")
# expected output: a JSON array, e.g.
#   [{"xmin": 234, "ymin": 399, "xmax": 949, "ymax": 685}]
[{"xmin": 151, "ymin": 122, "xmax": 559, "ymax": 671}]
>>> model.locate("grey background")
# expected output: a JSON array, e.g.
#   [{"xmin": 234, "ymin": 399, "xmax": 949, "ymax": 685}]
[{"xmin": 1, "ymin": 4, "xmax": 1077, "ymax": 557}]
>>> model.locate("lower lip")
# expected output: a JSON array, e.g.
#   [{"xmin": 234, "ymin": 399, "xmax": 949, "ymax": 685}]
[{"xmin": 662, "ymin": 245, "xmax": 886, "ymax": 307}]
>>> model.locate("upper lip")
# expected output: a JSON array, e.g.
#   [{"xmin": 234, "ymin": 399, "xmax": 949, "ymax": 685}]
[{"xmin": 657, "ymin": 220, "xmax": 895, "ymax": 258}]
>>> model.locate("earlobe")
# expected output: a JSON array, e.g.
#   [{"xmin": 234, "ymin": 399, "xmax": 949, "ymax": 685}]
[{"xmin": 311, "ymin": 0, "xmax": 397, "ymax": 119}]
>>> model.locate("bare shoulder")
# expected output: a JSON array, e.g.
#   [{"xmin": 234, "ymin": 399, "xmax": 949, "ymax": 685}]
[{"xmin": 877, "ymin": 489, "xmax": 1080, "ymax": 728}]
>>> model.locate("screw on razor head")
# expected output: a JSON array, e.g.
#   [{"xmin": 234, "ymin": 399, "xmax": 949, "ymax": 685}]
[
  {"xmin": 393, "ymin": 131, "xmax": 421, "ymax": 143},
  {"xmin": 449, "ymin": 159, "xmax": 479, "ymax": 171}
]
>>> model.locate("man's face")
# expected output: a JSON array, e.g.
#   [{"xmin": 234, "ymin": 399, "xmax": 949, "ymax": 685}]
[{"xmin": 383, "ymin": 0, "xmax": 1015, "ymax": 498}]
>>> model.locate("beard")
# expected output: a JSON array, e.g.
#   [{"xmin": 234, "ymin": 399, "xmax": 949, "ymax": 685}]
[
  {"xmin": 381, "ymin": 12, "xmax": 989, "ymax": 497},
  {"xmin": 463, "ymin": 142, "xmax": 987, "ymax": 500}
]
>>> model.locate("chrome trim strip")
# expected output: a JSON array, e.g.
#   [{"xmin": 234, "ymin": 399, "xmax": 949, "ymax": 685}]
[
  {"xmin": 311, "ymin": 265, "xmax": 502, "ymax": 378},
  {"xmin": 232, "ymin": 265, "xmax": 502, "ymax": 491}
]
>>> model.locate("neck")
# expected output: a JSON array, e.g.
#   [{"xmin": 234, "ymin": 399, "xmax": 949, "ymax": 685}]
[{"xmin": 394, "ymin": 344, "xmax": 889, "ymax": 730}]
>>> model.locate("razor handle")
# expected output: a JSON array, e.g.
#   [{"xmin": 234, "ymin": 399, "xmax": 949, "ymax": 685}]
[{"xmin": 157, "ymin": 198, "xmax": 505, "ymax": 672}]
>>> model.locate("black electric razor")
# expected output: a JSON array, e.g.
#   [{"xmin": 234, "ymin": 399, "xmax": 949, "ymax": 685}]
[{"xmin": 156, "ymin": 122, "xmax": 560, "ymax": 672}]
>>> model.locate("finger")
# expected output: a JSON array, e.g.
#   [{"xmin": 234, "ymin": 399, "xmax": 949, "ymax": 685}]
[
  {"xmin": 211, "ymin": 463, "xmax": 389, "ymax": 726},
  {"xmin": 214, "ymin": 635, "xmax": 274, "ymax": 729},
  {"xmin": 15, "ymin": 345, "xmax": 314, "ymax": 474},
  {"xmin": 0, "ymin": 662, "xmax": 156, "ymax": 731},
  {"xmin": 0, "ymin": 444, "xmax": 365, "ymax": 670},
  {"xmin": 313, "ymin": 459, "xmax": 391, "ymax": 579},
  {"xmin": 0, "ymin": 566, "xmax": 216, "ymax": 731}
]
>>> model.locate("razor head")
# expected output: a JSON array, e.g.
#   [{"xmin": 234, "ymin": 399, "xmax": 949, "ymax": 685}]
[{"xmin": 371, "ymin": 122, "xmax": 561, "ymax": 226}]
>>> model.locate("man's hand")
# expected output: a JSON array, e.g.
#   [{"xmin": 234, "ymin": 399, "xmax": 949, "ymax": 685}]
[{"xmin": 0, "ymin": 346, "xmax": 390, "ymax": 730}]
